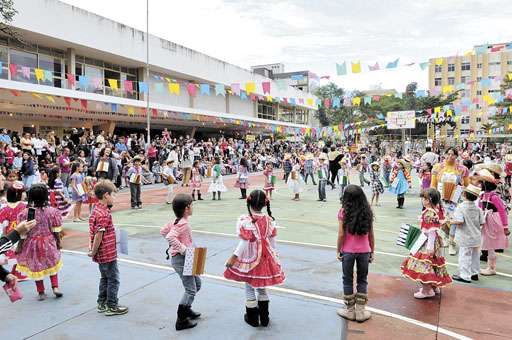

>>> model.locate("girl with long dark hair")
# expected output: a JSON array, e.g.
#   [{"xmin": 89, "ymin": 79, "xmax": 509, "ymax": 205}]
[{"xmin": 336, "ymin": 184, "xmax": 374, "ymax": 322}]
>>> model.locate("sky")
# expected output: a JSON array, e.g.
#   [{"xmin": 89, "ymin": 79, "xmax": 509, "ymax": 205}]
[{"xmin": 59, "ymin": 0, "xmax": 512, "ymax": 92}]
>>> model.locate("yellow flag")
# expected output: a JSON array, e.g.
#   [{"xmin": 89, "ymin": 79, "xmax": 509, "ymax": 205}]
[
  {"xmin": 352, "ymin": 97, "xmax": 361, "ymax": 106},
  {"xmin": 507, "ymin": 73, "xmax": 512, "ymax": 81},
  {"xmin": 306, "ymin": 98, "xmax": 313, "ymax": 106},
  {"xmin": 442, "ymin": 85, "xmax": 453, "ymax": 94},
  {"xmin": 35, "ymin": 68, "xmax": 44, "ymax": 81},
  {"xmin": 463, "ymin": 51, "xmax": 473, "ymax": 57},
  {"xmin": 265, "ymin": 95, "xmax": 273, "ymax": 102},
  {"xmin": 351, "ymin": 61, "xmax": 361, "ymax": 73},
  {"xmin": 333, "ymin": 126, "xmax": 339, "ymax": 132},
  {"xmin": 31, "ymin": 93, "xmax": 42, "ymax": 99},
  {"xmin": 508, "ymin": 123, "xmax": 512, "ymax": 130},
  {"xmin": 245, "ymin": 82, "xmax": 256, "ymax": 95},
  {"xmin": 446, "ymin": 109, "xmax": 453, "ymax": 116},
  {"xmin": 127, "ymin": 106, "xmax": 135, "ymax": 115},
  {"xmin": 434, "ymin": 106, "xmax": 441, "ymax": 113},
  {"xmin": 108, "ymin": 79, "xmax": 118, "ymax": 90},
  {"xmin": 306, "ymin": 127, "xmax": 311, "ymax": 135},
  {"xmin": 46, "ymin": 96, "xmax": 55, "ymax": 103},
  {"xmin": 435, "ymin": 58, "xmax": 443, "ymax": 65},
  {"xmin": 168, "ymin": 83, "xmax": 180, "ymax": 95}
]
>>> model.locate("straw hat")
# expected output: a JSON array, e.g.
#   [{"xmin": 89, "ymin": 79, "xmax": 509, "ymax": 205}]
[
  {"xmin": 319, "ymin": 154, "xmax": 328, "ymax": 161},
  {"xmin": 475, "ymin": 169, "xmax": 496, "ymax": 184},
  {"xmin": 339, "ymin": 159, "xmax": 347, "ymax": 166},
  {"xmin": 284, "ymin": 153, "xmax": 292, "ymax": 160},
  {"xmin": 506, "ymin": 154, "xmax": 512, "ymax": 162},
  {"xmin": 464, "ymin": 184, "xmax": 482, "ymax": 197},
  {"xmin": 398, "ymin": 159, "xmax": 408, "ymax": 168},
  {"xmin": 371, "ymin": 161, "xmax": 380, "ymax": 169},
  {"xmin": 474, "ymin": 163, "xmax": 504, "ymax": 177},
  {"xmin": 305, "ymin": 153, "xmax": 314, "ymax": 160},
  {"xmin": 132, "ymin": 156, "xmax": 143, "ymax": 162}
]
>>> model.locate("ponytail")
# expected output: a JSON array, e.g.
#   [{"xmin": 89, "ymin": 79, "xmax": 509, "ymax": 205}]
[
  {"xmin": 246, "ymin": 189, "xmax": 276, "ymax": 221},
  {"xmin": 266, "ymin": 200, "xmax": 275, "ymax": 221}
]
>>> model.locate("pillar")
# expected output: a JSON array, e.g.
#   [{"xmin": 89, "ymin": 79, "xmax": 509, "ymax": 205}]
[{"xmin": 65, "ymin": 48, "xmax": 76, "ymax": 90}]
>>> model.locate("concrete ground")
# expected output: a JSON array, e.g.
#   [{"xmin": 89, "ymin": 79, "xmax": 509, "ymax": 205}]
[{"xmin": 1, "ymin": 170, "xmax": 511, "ymax": 339}]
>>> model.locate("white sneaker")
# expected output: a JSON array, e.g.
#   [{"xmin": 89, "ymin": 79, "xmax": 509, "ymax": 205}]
[
  {"xmin": 448, "ymin": 242, "xmax": 457, "ymax": 256},
  {"xmin": 414, "ymin": 289, "xmax": 435, "ymax": 299}
]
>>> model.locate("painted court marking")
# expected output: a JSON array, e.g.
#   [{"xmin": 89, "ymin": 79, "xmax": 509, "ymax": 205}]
[
  {"xmin": 65, "ymin": 221, "xmax": 512, "ymax": 279},
  {"xmin": 62, "ymin": 249, "xmax": 471, "ymax": 340}
]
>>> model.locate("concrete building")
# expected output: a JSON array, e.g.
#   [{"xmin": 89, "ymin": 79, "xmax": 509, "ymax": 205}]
[
  {"xmin": 428, "ymin": 42, "xmax": 512, "ymax": 137},
  {"xmin": 0, "ymin": 0, "xmax": 317, "ymax": 138}
]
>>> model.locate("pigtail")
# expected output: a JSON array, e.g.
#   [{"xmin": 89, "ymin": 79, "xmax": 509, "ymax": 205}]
[
  {"xmin": 247, "ymin": 200, "xmax": 255, "ymax": 222},
  {"xmin": 266, "ymin": 200, "xmax": 275, "ymax": 221}
]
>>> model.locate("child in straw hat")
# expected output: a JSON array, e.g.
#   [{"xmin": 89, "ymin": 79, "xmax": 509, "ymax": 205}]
[{"xmin": 369, "ymin": 162, "xmax": 384, "ymax": 206}]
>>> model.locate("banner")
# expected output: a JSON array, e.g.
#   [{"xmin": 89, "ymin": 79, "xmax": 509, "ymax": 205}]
[{"xmin": 386, "ymin": 111, "xmax": 416, "ymax": 129}]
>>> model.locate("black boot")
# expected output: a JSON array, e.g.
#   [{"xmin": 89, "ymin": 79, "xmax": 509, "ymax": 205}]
[
  {"xmin": 258, "ymin": 300, "xmax": 269, "ymax": 327},
  {"xmin": 197, "ymin": 192, "xmax": 203, "ymax": 201},
  {"xmin": 396, "ymin": 197, "xmax": 401, "ymax": 209},
  {"xmin": 176, "ymin": 305, "xmax": 197, "ymax": 331},
  {"xmin": 183, "ymin": 305, "xmax": 201, "ymax": 319},
  {"xmin": 192, "ymin": 192, "xmax": 196, "ymax": 201},
  {"xmin": 212, "ymin": 192, "xmax": 216, "ymax": 200},
  {"xmin": 244, "ymin": 300, "xmax": 259, "ymax": 327},
  {"xmin": 217, "ymin": 192, "xmax": 221, "ymax": 200},
  {"xmin": 399, "ymin": 197, "xmax": 405, "ymax": 208}
]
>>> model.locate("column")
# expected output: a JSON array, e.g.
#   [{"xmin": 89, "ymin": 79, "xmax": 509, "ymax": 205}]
[
  {"xmin": 137, "ymin": 67, "xmax": 147, "ymax": 102},
  {"xmin": 65, "ymin": 48, "xmax": 76, "ymax": 90}
]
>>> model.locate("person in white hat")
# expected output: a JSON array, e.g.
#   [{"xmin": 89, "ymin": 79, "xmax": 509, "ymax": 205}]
[{"xmin": 450, "ymin": 184, "xmax": 485, "ymax": 283}]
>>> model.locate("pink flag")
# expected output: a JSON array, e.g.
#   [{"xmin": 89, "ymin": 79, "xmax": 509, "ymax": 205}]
[
  {"xmin": 186, "ymin": 83, "xmax": 197, "ymax": 97},
  {"xmin": 21, "ymin": 66, "xmax": 30, "ymax": 79},
  {"xmin": 262, "ymin": 81, "xmax": 271, "ymax": 94},
  {"xmin": 80, "ymin": 99, "xmax": 88, "ymax": 110},
  {"xmin": 231, "ymin": 83, "xmax": 240, "ymax": 96},
  {"xmin": 372, "ymin": 95, "xmax": 380, "ymax": 102},
  {"xmin": 9, "ymin": 64, "xmax": 17, "ymax": 77},
  {"xmin": 320, "ymin": 75, "xmax": 330, "ymax": 80},
  {"xmin": 124, "ymin": 80, "xmax": 133, "ymax": 94},
  {"xmin": 299, "ymin": 98, "xmax": 304, "ymax": 104},
  {"xmin": 64, "ymin": 97, "xmax": 71, "ymax": 108},
  {"xmin": 369, "ymin": 62, "xmax": 380, "ymax": 71},
  {"xmin": 92, "ymin": 77, "xmax": 103, "ymax": 89},
  {"xmin": 66, "ymin": 73, "xmax": 75, "ymax": 87},
  {"xmin": 152, "ymin": 108, "xmax": 158, "ymax": 118},
  {"xmin": 324, "ymin": 98, "xmax": 331, "ymax": 108}
]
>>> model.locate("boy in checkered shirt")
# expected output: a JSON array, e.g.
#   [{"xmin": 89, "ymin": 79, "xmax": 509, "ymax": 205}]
[{"xmin": 88, "ymin": 180, "xmax": 128, "ymax": 316}]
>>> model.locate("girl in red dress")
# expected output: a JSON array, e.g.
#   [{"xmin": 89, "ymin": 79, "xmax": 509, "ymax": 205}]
[
  {"xmin": 262, "ymin": 163, "xmax": 274, "ymax": 199},
  {"xmin": 401, "ymin": 188, "xmax": 452, "ymax": 298},
  {"xmin": 224, "ymin": 190, "xmax": 285, "ymax": 328},
  {"xmin": 190, "ymin": 160, "xmax": 203, "ymax": 201}
]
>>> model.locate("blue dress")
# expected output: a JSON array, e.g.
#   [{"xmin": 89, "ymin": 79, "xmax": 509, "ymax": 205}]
[
  {"xmin": 70, "ymin": 173, "xmax": 86, "ymax": 202},
  {"xmin": 389, "ymin": 169, "xmax": 409, "ymax": 195}
]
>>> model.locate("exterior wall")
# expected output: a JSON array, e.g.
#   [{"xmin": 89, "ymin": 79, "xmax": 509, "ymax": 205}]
[
  {"xmin": 194, "ymin": 93, "xmax": 228, "ymax": 113},
  {"xmin": 227, "ymin": 95, "xmax": 254, "ymax": 117}
]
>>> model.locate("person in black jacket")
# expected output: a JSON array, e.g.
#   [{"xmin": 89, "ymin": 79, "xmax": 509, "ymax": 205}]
[{"xmin": 0, "ymin": 220, "xmax": 36, "ymax": 284}]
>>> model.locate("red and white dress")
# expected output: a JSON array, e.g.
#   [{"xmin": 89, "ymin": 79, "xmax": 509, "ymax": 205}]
[
  {"xmin": 224, "ymin": 214, "xmax": 285, "ymax": 287},
  {"xmin": 401, "ymin": 207, "xmax": 452, "ymax": 287},
  {"xmin": 263, "ymin": 169, "xmax": 274, "ymax": 192},
  {"xmin": 190, "ymin": 167, "xmax": 202, "ymax": 190},
  {"xmin": 0, "ymin": 201, "xmax": 27, "ymax": 259}
]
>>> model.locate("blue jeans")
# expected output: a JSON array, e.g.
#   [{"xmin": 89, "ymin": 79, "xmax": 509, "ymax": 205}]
[
  {"xmin": 171, "ymin": 254, "xmax": 201, "ymax": 306},
  {"xmin": 318, "ymin": 179, "xmax": 327, "ymax": 200},
  {"xmin": 341, "ymin": 252, "xmax": 370, "ymax": 295},
  {"xmin": 98, "ymin": 260, "xmax": 120, "ymax": 307}
]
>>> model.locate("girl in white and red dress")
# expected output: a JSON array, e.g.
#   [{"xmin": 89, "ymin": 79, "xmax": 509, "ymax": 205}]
[
  {"xmin": 224, "ymin": 190, "xmax": 285, "ymax": 328},
  {"xmin": 401, "ymin": 188, "xmax": 452, "ymax": 299},
  {"xmin": 235, "ymin": 158, "xmax": 250, "ymax": 199},
  {"xmin": 190, "ymin": 160, "xmax": 203, "ymax": 201},
  {"xmin": 263, "ymin": 163, "xmax": 274, "ymax": 199},
  {"xmin": 0, "ymin": 182, "xmax": 27, "ymax": 281}
]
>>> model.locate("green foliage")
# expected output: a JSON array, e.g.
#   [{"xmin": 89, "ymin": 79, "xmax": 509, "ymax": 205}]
[
  {"xmin": 493, "ymin": 75, "xmax": 512, "ymax": 127},
  {"xmin": 0, "ymin": 0, "xmax": 19, "ymax": 40}
]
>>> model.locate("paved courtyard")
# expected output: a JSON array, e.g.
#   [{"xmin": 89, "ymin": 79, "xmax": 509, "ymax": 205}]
[{"xmin": 2, "ymin": 171, "xmax": 511, "ymax": 339}]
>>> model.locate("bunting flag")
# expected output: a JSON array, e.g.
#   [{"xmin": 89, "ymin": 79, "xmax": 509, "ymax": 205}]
[
  {"xmin": 35, "ymin": 68, "xmax": 44, "ymax": 81},
  {"xmin": 200, "ymin": 84, "xmax": 210, "ymax": 95},
  {"xmin": 332, "ymin": 97, "xmax": 341, "ymax": 108},
  {"xmin": 351, "ymin": 61, "xmax": 361, "ymax": 74},
  {"xmin": 111, "ymin": 103, "xmax": 117, "ymax": 112},
  {"xmin": 127, "ymin": 106, "xmax": 135, "ymax": 115},
  {"xmin": 10, "ymin": 89, "xmax": 21, "ymax": 96},
  {"xmin": 21, "ymin": 66, "xmax": 30, "ymax": 79},
  {"xmin": 154, "ymin": 82, "xmax": 164, "ymax": 93},
  {"xmin": 138, "ymin": 81, "xmax": 148, "ymax": 93},
  {"xmin": 152, "ymin": 108, "xmax": 158, "ymax": 118},
  {"xmin": 78, "ymin": 75, "xmax": 88, "ymax": 88},
  {"xmin": 352, "ymin": 97, "xmax": 361, "ymax": 106},
  {"xmin": 368, "ymin": 62, "xmax": 380, "ymax": 71},
  {"xmin": 435, "ymin": 58, "xmax": 444, "ymax": 65},
  {"xmin": 386, "ymin": 58, "xmax": 399, "ymax": 69},
  {"xmin": 80, "ymin": 99, "xmax": 88, "ymax": 110},
  {"xmin": 168, "ymin": 82, "xmax": 180, "ymax": 95},
  {"xmin": 31, "ymin": 93, "xmax": 42, "ymax": 99},
  {"xmin": 108, "ymin": 79, "xmax": 118, "ymax": 90},
  {"xmin": 187, "ymin": 83, "xmax": 197, "ymax": 97},
  {"xmin": 419, "ymin": 62, "xmax": 429, "ymax": 70},
  {"xmin": 306, "ymin": 98, "xmax": 314, "ymax": 106},
  {"xmin": 262, "ymin": 81, "xmax": 271, "ymax": 94},
  {"xmin": 0, "ymin": 62, "xmax": 2, "ymax": 76},
  {"xmin": 245, "ymin": 82, "xmax": 256, "ymax": 95},
  {"xmin": 66, "ymin": 73, "xmax": 75, "ymax": 87},
  {"xmin": 507, "ymin": 73, "xmax": 512, "ymax": 81},
  {"xmin": 363, "ymin": 96, "xmax": 372, "ymax": 105},
  {"xmin": 92, "ymin": 77, "xmax": 103, "ymax": 89},
  {"xmin": 46, "ymin": 95, "xmax": 55, "ymax": 103},
  {"xmin": 64, "ymin": 97, "xmax": 71, "ymax": 108},
  {"xmin": 336, "ymin": 62, "xmax": 347, "ymax": 76},
  {"xmin": 124, "ymin": 80, "xmax": 133, "ymax": 94},
  {"xmin": 231, "ymin": 83, "xmax": 240, "ymax": 96},
  {"xmin": 43, "ymin": 70, "xmax": 53, "ymax": 81},
  {"xmin": 8, "ymin": 64, "xmax": 17, "ymax": 77},
  {"xmin": 215, "ymin": 84, "xmax": 225, "ymax": 96}
]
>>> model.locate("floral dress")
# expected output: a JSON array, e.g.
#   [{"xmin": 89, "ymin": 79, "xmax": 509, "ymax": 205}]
[
  {"xmin": 16, "ymin": 207, "xmax": 63, "ymax": 280},
  {"xmin": 400, "ymin": 207, "xmax": 452, "ymax": 287},
  {"xmin": 0, "ymin": 202, "xmax": 27, "ymax": 259},
  {"xmin": 263, "ymin": 169, "xmax": 274, "ymax": 192},
  {"xmin": 190, "ymin": 167, "xmax": 202, "ymax": 190},
  {"xmin": 235, "ymin": 165, "xmax": 249, "ymax": 189},
  {"xmin": 224, "ymin": 214, "xmax": 285, "ymax": 287}
]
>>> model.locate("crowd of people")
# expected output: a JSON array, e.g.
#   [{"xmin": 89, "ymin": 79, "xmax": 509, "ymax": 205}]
[{"xmin": 0, "ymin": 126, "xmax": 510, "ymax": 331}]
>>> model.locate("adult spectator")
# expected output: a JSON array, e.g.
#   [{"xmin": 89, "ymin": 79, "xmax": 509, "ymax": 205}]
[
  {"xmin": 420, "ymin": 146, "xmax": 439, "ymax": 166},
  {"xmin": 0, "ymin": 129, "xmax": 12, "ymax": 145},
  {"xmin": 115, "ymin": 136, "xmax": 128, "ymax": 154},
  {"xmin": 328, "ymin": 146, "xmax": 343, "ymax": 189},
  {"xmin": 58, "ymin": 147, "xmax": 72, "ymax": 194},
  {"xmin": 94, "ymin": 147, "xmax": 118, "ymax": 181},
  {"xmin": 95, "ymin": 130, "xmax": 106, "ymax": 146},
  {"xmin": 20, "ymin": 132, "xmax": 33, "ymax": 154}
]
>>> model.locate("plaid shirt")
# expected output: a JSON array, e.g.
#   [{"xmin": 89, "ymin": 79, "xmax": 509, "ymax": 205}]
[{"xmin": 89, "ymin": 203, "xmax": 117, "ymax": 263}]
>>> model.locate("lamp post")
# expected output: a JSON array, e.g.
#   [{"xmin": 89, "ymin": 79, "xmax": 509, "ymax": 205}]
[{"xmin": 145, "ymin": 0, "xmax": 151, "ymax": 146}]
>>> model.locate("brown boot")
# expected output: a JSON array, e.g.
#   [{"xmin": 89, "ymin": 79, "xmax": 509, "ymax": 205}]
[
  {"xmin": 336, "ymin": 294, "xmax": 355, "ymax": 321},
  {"xmin": 355, "ymin": 293, "xmax": 371, "ymax": 322},
  {"xmin": 480, "ymin": 257, "xmax": 497, "ymax": 276}
]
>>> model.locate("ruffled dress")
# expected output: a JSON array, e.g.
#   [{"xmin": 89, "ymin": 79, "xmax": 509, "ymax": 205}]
[
  {"xmin": 190, "ymin": 167, "xmax": 202, "ymax": 190},
  {"xmin": 234, "ymin": 165, "xmax": 250, "ymax": 189},
  {"xmin": 263, "ymin": 169, "xmax": 274, "ymax": 192},
  {"xmin": 0, "ymin": 202, "xmax": 27, "ymax": 259},
  {"xmin": 208, "ymin": 164, "xmax": 227, "ymax": 192},
  {"xmin": 401, "ymin": 207, "xmax": 452, "ymax": 287},
  {"xmin": 224, "ymin": 214, "xmax": 285, "ymax": 287}
]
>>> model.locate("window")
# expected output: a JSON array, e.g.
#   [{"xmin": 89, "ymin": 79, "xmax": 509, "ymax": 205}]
[
  {"xmin": 476, "ymin": 104, "xmax": 481, "ymax": 109},
  {"xmin": 448, "ymin": 77, "xmax": 455, "ymax": 85},
  {"xmin": 86, "ymin": 65, "xmax": 103, "ymax": 94},
  {"xmin": 258, "ymin": 101, "xmax": 276, "ymax": 120},
  {"xmin": 0, "ymin": 46, "xmax": 7, "ymax": 79},
  {"xmin": 435, "ymin": 64, "xmax": 443, "ymax": 73},
  {"xmin": 460, "ymin": 129, "xmax": 470, "ymax": 135},
  {"xmin": 476, "ymin": 117, "xmax": 482, "ymax": 122},
  {"xmin": 489, "ymin": 61, "xmax": 501, "ymax": 66},
  {"xmin": 461, "ymin": 62, "xmax": 470, "ymax": 71},
  {"xmin": 434, "ymin": 77, "xmax": 442, "ymax": 86},
  {"xmin": 460, "ymin": 76, "xmax": 467, "ymax": 84},
  {"xmin": 477, "ymin": 77, "xmax": 482, "ymax": 81},
  {"xmin": 448, "ymin": 64, "xmax": 455, "ymax": 72},
  {"xmin": 477, "ymin": 90, "xmax": 482, "ymax": 95},
  {"xmin": 508, "ymin": 60, "xmax": 512, "ymax": 65},
  {"xmin": 477, "ymin": 63, "xmax": 483, "ymax": 68},
  {"xmin": 461, "ymin": 116, "xmax": 470, "ymax": 124},
  {"xmin": 38, "ymin": 54, "xmax": 63, "ymax": 88},
  {"xmin": 9, "ymin": 49, "xmax": 37, "ymax": 84}
]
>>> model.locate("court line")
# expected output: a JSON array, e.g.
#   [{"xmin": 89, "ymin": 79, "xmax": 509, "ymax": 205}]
[
  {"xmin": 63, "ymin": 222, "xmax": 512, "ymax": 279},
  {"xmin": 62, "ymin": 249, "xmax": 471, "ymax": 340}
]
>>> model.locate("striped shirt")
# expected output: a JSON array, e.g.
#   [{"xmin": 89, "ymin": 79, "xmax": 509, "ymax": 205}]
[{"xmin": 89, "ymin": 203, "xmax": 117, "ymax": 263}]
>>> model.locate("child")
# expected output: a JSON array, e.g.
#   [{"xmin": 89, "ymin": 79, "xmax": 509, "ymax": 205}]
[
  {"xmin": 83, "ymin": 176, "xmax": 98, "ymax": 215},
  {"xmin": 70, "ymin": 162, "xmax": 86, "ymax": 222},
  {"xmin": 303, "ymin": 153, "xmax": 317, "ymax": 185},
  {"xmin": 382, "ymin": 156, "xmax": 392, "ymax": 188},
  {"xmin": 88, "ymin": 180, "xmax": 129, "ymax": 316},
  {"xmin": 369, "ymin": 162, "xmax": 384, "ymax": 206},
  {"xmin": 287, "ymin": 162, "xmax": 304, "ymax": 201},
  {"xmin": 48, "ymin": 166, "xmax": 72, "ymax": 218},
  {"xmin": 450, "ymin": 184, "xmax": 485, "ymax": 283},
  {"xmin": 16, "ymin": 184, "xmax": 64, "ymax": 300},
  {"xmin": 160, "ymin": 193, "xmax": 201, "ymax": 331},
  {"xmin": 208, "ymin": 157, "xmax": 227, "ymax": 200},
  {"xmin": 190, "ymin": 160, "xmax": 203, "ymax": 201},
  {"xmin": 336, "ymin": 185, "xmax": 374, "ymax": 322},
  {"xmin": 263, "ymin": 163, "xmax": 275, "ymax": 199},
  {"xmin": 224, "ymin": 190, "xmax": 285, "ymax": 327},
  {"xmin": 389, "ymin": 159, "xmax": 412, "ymax": 209},
  {"xmin": 477, "ymin": 169, "xmax": 510, "ymax": 276},
  {"xmin": 317, "ymin": 155, "xmax": 329, "ymax": 202},
  {"xmin": 163, "ymin": 160, "xmax": 177, "ymax": 204},
  {"xmin": 420, "ymin": 163, "xmax": 433, "ymax": 191},
  {"xmin": 338, "ymin": 159, "xmax": 349, "ymax": 201},
  {"xmin": 401, "ymin": 188, "xmax": 452, "ymax": 298},
  {"xmin": 127, "ymin": 156, "xmax": 143, "ymax": 209},
  {"xmin": 0, "ymin": 182, "xmax": 28, "ymax": 281},
  {"xmin": 235, "ymin": 158, "xmax": 250, "ymax": 199}
]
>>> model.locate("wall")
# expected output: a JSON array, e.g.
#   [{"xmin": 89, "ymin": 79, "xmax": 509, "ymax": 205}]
[
  {"xmin": 194, "ymin": 93, "xmax": 227, "ymax": 113},
  {"xmin": 229, "ymin": 96, "xmax": 254, "ymax": 117}
]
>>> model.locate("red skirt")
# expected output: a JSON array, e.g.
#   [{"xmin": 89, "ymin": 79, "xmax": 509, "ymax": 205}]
[{"xmin": 224, "ymin": 253, "xmax": 285, "ymax": 288}]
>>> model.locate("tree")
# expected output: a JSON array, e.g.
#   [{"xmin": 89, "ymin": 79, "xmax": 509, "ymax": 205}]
[
  {"xmin": 0, "ymin": 0, "xmax": 19, "ymax": 40},
  {"xmin": 313, "ymin": 83, "xmax": 344, "ymax": 126},
  {"xmin": 492, "ymin": 75, "xmax": 512, "ymax": 128}
]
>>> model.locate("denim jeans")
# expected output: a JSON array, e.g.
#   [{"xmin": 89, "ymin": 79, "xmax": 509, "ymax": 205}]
[
  {"xmin": 341, "ymin": 252, "xmax": 370, "ymax": 295},
  {"xmin": 171, "ymin": 254, "xmax": 201, "ymax": 306},
  {"xmin": 98, "ymin": 260, "xmax": 120, "ymax": 307},
  {"xmin": 318, "ymin": 179, "xmax": 327, "ymax": 200},
  {"xmin": 129, "ymin": 183, "xmax": 141, "ymax": 207}
]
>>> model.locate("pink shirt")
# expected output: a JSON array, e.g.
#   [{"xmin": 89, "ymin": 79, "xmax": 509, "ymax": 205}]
[
  {"xmin": 160, "ymin": 217, "xmax": 193, "ymax": 256},
  {"xmin": 337, "ymin": 208, "xmax": 371, "ymax": 253}
]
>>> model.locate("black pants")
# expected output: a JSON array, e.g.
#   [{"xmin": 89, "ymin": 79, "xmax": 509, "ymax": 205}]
[
  {"xmin": 341, "ymin": 252, "xmax": 370, "ymax": 295},
  {"xmin": 305, "ymin": 172, "xmax": 317, "ymax": 185},
  {"xmin": 330, "ymin": 168, "xmax": 338, "ymax": 186},
  {"xmin": 284, "ymin": 171, "xmax": 291, "ymax": 182},
  {"xmin": 130, "ymin": 183, "xmax": 142, "ymax": 207},
  {"xmin": 98, "ymin": 260, "xmax": 120, "ymax": 308}
]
